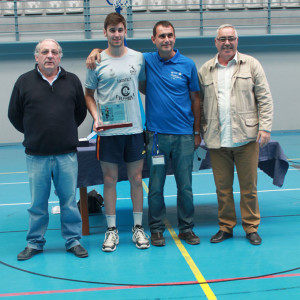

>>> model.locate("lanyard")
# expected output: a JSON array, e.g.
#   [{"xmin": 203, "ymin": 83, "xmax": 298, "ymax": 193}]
[{"xmin": 152, "ymin": 132, "xmax": 160, "ymax": 156}]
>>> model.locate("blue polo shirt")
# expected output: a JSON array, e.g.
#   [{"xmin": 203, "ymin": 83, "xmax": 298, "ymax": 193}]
[{"xmin": 143, "ymin": 49, "xmax": 200, "ymax": 135}]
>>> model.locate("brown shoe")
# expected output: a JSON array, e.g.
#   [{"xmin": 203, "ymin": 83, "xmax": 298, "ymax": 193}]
[
  {"xmin": 17, "ymin": 247, "xmax": 43, "ymax": 261},
  {"xmin": 178, "ymin": 231, "xmax": 200, "ymax": 245},
  {"xmin": 67, "ymin": 244, "xmax": 88, "ymax": 258},
  {"xmin": 151, "ymin": 232, "xmax": 165, "ymax": 246}
]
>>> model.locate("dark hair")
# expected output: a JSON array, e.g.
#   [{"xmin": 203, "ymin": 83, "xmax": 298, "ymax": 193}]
[
  {"xmin": 104, "ymin": 12, "xmax": 126, "ymax": 30},
  {"xmin": 152, "ymin": 21, "xmax": 175, "ymax": 37}
]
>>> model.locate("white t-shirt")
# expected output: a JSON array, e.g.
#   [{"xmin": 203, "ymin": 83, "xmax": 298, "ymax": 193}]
[{"xmin": 85, "ymin": 47, "xmax": 146, "ymax": 136}]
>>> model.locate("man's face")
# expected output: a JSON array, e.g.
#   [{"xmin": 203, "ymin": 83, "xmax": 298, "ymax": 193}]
[
  {"xmin": 215, "ymin": 27, "xmax": 238, "ymax": 64},
  {"xmin": 35, "ymin": 40, "xmax": 61, "ymax": 75},
  {"xmin": 151, "ymin": 25, "xmax": 176, "ymax": 58},
  {"xmin": 104, "ymin": 22, "xmax": 127, "ymax": 48}
]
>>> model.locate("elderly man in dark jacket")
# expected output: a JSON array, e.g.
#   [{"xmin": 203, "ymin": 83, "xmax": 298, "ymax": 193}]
[{"xmin": 8, "ymin": 39, "xmax": 88, "ymax": 260}]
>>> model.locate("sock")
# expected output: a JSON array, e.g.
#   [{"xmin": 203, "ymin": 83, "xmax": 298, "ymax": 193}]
[
  {"xmin": 106, "ymin": 215, "xmax": 116, "ymax": 228},
  {"xmin": 133, "ymin": 212, "xmax": 143, "ymax": 227}
]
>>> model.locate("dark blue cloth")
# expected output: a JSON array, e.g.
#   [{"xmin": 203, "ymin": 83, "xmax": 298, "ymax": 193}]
[
  {"xmin": 77, "ymin": 139, "xmax": 289, "ymax": 188},
  {"xmin": 257, "ymin": 140, "xmax": 289, "ymax": 187}
]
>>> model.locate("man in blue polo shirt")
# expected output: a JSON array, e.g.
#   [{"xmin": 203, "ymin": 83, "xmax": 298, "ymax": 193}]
[
  {"xmin": 143, "ymin": 21, "xmax": 201, "ymax": 246},
  {"xmin": 86, "ymin": 20, "xmax": 201, "ymax": 247}
]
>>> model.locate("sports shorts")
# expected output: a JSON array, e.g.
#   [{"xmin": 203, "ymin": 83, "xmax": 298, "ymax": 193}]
[{"xmin": 96, "ymin": 133, "xmax": 145, "ymax": 164}]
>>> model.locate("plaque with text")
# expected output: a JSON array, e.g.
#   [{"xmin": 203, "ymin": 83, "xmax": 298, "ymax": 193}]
[{"xmin": 97, "ymin": 102, "xmax": 132, "ymax": 130}]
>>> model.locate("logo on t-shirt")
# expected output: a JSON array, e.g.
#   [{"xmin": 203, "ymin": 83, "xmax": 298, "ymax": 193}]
[
  {"xmin": 170, "ymin": 71, "xmax": 183, "ymax": 80},
  {"xmin": 121, "ymin": 85, "xmax": 130, "ymax": 97},
  {"xmin": 129, "ymin": 65, "xmax": 137, "ymax": 75},
  {"xmin": 109, "ymin": 68, "xmax": 115, "ymax": 77}
]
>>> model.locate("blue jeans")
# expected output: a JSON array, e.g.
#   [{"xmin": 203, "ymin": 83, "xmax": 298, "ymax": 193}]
[
  {"xmin": 26, "ymin": 152, "xmax": 82, "ymax": 250},
  {"xmin": 146, "ymin": 132, "xmax": 195, "ymax": 233}
]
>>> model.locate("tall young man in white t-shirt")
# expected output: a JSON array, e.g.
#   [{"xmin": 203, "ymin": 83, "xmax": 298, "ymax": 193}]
[{"xmin": 85, "ymin": 13, "xmax": 149, "ymax": 252}]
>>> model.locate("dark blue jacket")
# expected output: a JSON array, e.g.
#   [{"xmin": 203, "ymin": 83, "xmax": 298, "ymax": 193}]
[{"xmin": 8, "ymin": 65, "xmax": 87, "ymax": 155}]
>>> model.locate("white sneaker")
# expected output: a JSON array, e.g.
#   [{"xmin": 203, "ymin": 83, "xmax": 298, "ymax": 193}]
[
  {"xmin": 132, "ymin": 225, "xmax": 150, "ymax": 249},
  {"xmin": 102, "ymin": 227, "xmax": 119, "ymax": 252}
]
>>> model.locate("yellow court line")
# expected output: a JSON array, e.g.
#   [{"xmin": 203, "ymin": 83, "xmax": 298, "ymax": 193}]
[
  {"xmin": 142, "ymin": 180, "xmax": 149, "ymax": 193},
  {"xmin": 287, "ymin": 158, "xmax": 300, "ymax": 161},
  {"xmin": 142, "ymin": 180, "xmax": 217, "ymax": 300},
  {"xmin": 165, "ymin": 220, "xmax": 217, "ymax": 300}
]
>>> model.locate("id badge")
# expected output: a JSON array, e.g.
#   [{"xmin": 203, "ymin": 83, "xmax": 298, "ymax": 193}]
[
  {"xmin": 152, "ymin": 154, "xmax": 165, "ymax": 165},
  {"xmin": 151, "ymin": 132, "xmax": 164, "ymax": 165}
]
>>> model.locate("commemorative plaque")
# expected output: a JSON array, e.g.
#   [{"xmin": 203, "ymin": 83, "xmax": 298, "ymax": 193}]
[{"xmin": 96, "ymin": 101, "xmax": 132, "ymax": 130}]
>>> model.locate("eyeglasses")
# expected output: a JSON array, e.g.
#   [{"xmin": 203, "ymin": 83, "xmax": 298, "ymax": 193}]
[{"xmin": 216, "ymin": 36, "xmax": 237, "ymax": 42}]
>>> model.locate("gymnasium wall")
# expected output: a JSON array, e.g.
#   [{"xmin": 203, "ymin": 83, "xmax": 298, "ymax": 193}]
[{"xmin": 1, "ymin": 35, "xmax": 300, "ymax": 144}]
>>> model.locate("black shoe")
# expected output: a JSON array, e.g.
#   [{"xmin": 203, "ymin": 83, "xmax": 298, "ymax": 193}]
[
  {"xmin": 151, "ymin": 232, "xmax": 165, "ymax": 246},
  {"xmin": 210, "ymin": 230, "xmax": 233, "ymax": 243},
  {"xmin": 246, "ymin": 232, "xmax": 262, "ymax": 245},
  {"xmin": 17, "ymin": 247, "xmax": 43, "ymax": 261},
  {"xmin": 67, "ymin": 245, "xmax": 88, "ymax": 258},
  {"xmin": 178, "ymin": 231, "xmax": 200, "ymax": 245}
]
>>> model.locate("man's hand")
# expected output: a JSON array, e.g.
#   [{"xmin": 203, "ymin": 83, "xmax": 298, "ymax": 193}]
[
  {"xmin": 86, "ymin": 49, "xmax": 102, "ymax": 70},
  {"xmin": 93, "ymin": 119, "xmax": 103, "ymax": 133},
  {"xmin": 256, "ymin": 130, "xmax": 270, "ymax": 148},
  {"xmin": 194, "ymin": 135, "xmax": 201, "ymax": 149}
]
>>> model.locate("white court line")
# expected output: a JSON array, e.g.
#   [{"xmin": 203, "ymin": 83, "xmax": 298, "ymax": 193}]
[
  {"xmin": 0, "ymin": 171, "xmax": 27, "ymax": 175},
  {"xmin": 0, "ymin": 182, "xmax": 28, "ymax": 185},
  {"xmin": 193, "ymin": 188, "xmax": 300, "ymax": 196},
  {"xmin": 0, "ymin": 201, "xmax": 59, "ymax": 206},
  {"xmin": 0, "ymin": 168, "xmax": 298, "ymax": 184},
  {"xmin": 0, "ymin": 168, "xmax": 299, "ymax": 206},
  {"xmin": 192, "ymin": 168, "xmax": 299, "ymax": 176},
  {"xmin": 1, "ymin": 188, "xmax": 299, "ymax": 207},
  {"xmin": 157, "ymin": 188, "xmax": 300, "ymax": 199}
]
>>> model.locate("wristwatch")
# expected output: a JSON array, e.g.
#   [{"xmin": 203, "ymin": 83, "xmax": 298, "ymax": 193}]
[{"xmin": 194, "ymin": 131, "xmax": 200, "ymax": 135}]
